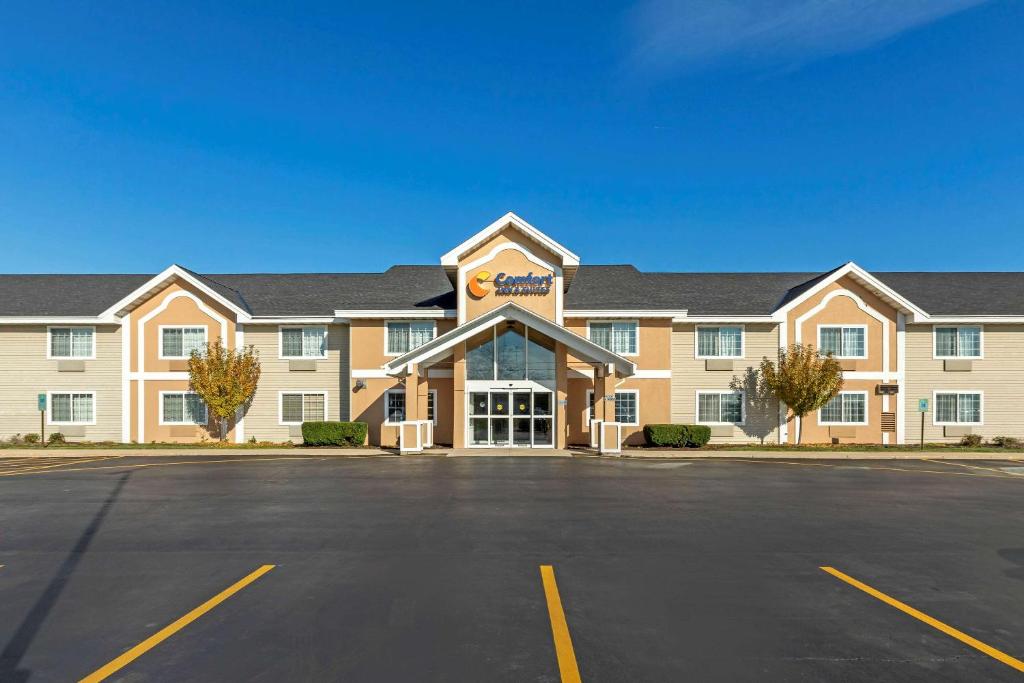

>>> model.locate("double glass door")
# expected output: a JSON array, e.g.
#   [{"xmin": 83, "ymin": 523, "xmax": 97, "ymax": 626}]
[{"xmin": 469, "ymin": 389, "xmax": 553, "ymax": 447}]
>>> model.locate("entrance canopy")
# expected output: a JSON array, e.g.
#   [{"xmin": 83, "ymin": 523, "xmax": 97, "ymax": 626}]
[{"xmin": 383, "ymin": 302, "xmax": 635, "ymax": 378}]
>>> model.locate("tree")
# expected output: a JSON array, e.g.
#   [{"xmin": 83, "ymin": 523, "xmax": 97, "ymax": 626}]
[
  {"xmin": 757, "ymin": 343, "xmax": 843, "ymax": 445},
  {"xmin": 187, "ymin": 340, "xmax": 261, "ymax": 440}
]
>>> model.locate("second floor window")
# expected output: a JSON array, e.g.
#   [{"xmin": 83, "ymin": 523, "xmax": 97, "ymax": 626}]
[
  {"xmin": 818, "ymin": 326, "xmax": 866, "ymax": 358},
  {"xmin": 386, "ymin": 322, "xmax": 435, "ymax": 355},
  {"xmin": 934, "ymin": 326, "xmax": 981, "ymax": 358},
  {"xmin": 281, "ymin": 326, "xmax": 327, "ymax": 358},
  {"xmin": 696, "ymin": 326, "xmax": 743, "ymax": 358},
  {"xmin": 161, "ymin": 326, "xmax": 207, "ymax": 359},
  {"xmin": 49, "ymin": 327, "xmax": 94, "ymax": 359},
  {"xmin": 589, "ymin": 322, "xmax": 637, "ymax": 355}
]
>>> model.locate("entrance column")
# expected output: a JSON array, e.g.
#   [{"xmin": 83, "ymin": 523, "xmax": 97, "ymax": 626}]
[
  {"xmin": 593, "ymin": 364, "xmax": 610, "ymax": 422},
  {"xmin": 453, "ymin": 342, "xmax": 466, "ymax": 448},
  {"xmin": 404, "ymin": 363, "xmax": 421, "ymax": 421},
  {"xmin": 556, "ymin": 342, "xmax": 568, "ymax": 449}
]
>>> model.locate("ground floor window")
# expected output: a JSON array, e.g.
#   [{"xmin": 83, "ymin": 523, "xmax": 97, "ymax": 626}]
[
  {"xmin": 818, "ymin": 391, "xmax": 867, "ymax": 425},
  {"xmin": 935, "ymin": 391, "xmax": 982, "ymax": 424},
  {"xmin": 696, "ymin": 390, "xmax": 744, "ymax": 424},
  {"xmin": 384, "ymin": 389, "xmax": 437, "ymax": 424},
  {"xmin": 49, "ymin": 391, "xmax": 95, "ymax": 425},
  {"xmin": 160, "ymin": 392, "xmax": 207, "ymax": 425},
  {"xmin": 588, "ymin": 390, "xmax": 639, "ymax": 426},
  {"xmin": 280, "ymin": 392, "xmax": 327, "ymax": 425}
]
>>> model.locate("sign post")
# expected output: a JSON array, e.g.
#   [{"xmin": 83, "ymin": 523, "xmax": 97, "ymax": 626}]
[
  {"xmin": 38, "ymin": 393, "xmax": 47, "ymax": 448},
  {"xmin": 917, "ymin": 398, "xmax": 929, "ymax": 451}
]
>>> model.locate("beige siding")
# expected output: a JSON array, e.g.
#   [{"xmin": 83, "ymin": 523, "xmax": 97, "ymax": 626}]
[
  {"xmin": 904, "ymin": 324, "xmax": 1024, "ymax": 443},
  {"xmin": 0, "ymin": 325, "xmax": 123, "ymax": 441},
  {"xmin": 242, "ymin": 324, "xmax": 350, "ymax": 443},
  {"xmin": 671, "ymin": 323, "xmax": 781, "ymax": 443}
]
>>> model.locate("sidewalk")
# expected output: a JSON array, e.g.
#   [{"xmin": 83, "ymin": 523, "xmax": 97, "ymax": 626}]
[
  {"xmin": 618, "ymin": 449, "xmax": 1024, "ymax": 460},
  {"xmin": 0, "ymin": 447, "xmax": 394, "ymax": 458}
]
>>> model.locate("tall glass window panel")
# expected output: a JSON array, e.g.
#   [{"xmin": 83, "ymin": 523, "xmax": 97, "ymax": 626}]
[
  {"xmin": 513, "ymin": 418, "xmax": 531, "ymax": 445},
  {"xmin": 470, "ymin": 418, "xmax": 489, "ymax": 445},
  {"xmin": 469, "ymin": 392, "xmax": 489, "ymax": 416},
  {"xmin": 496, "ymin": 323, "xmax": 526, "ymax": 381},
  {"xmin": 466, "ymin": 330, "xmax": 495, "ymax": 380},
  {"xmin": 533, "ymin": 393, "xmax": 552, "ymax": 416},
  {"xmin": 490, "ymin": 392, "xmax": 509, "ymax": 416},
  {"xmin": 513, "ymin": 392, "xmax": 531, "ymax": 416},
  {"xmin": 526, "ymin": 331, "xmax": 556, "ymax": 381},
  {"xmin": 533, "ymin": 418, "xmax": 553, "ymax": 445}
]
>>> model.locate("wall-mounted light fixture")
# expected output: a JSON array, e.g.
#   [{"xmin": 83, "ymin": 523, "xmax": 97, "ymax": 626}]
[{"xmin": 355, "ymin": 379, "xmax": 367, "ymax": 390}]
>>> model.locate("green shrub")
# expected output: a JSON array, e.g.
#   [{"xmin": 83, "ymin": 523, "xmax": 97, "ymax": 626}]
[
  {"xmin": 990, "ymin": 436, "xmax": 1021, "ymax": 448},
  {"xmin": 301, "ymin": 421, "xmax": 368, "ymax": 447},
  {"xmin": 47, "ymin": 432, "xmax": 66, "ymax": 445},
  {"xmin": 643, "ymin": 424, "xmax": 712, "ymax": 448},
  {"xmin": 959, "ymin": 434, "xmax": 982, "ymax": 447},
  {"xmin": 22, "ymin": 433, "xmax": 40, "ymax": 445}
]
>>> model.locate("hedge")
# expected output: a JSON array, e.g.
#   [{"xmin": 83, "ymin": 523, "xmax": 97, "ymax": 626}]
[
  {"xmin": 301, "ymin": 421, "xmax": 368, "ymax": 447},
  {"xmin": 643, "ymin": 424, "xmax": 712, "ymax": 448}
]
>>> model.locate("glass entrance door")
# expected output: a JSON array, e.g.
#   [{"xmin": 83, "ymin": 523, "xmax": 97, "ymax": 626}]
[{"xmin": 468, "ymin": 389, "xmax": 554, "ymax": 447}]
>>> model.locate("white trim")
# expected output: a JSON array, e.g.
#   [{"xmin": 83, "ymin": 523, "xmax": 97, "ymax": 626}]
[
  {"xmin": 586, "ymin": 319, "xmax": 639, "ymax": 357},
  {"xmin": 98, "ymin": 264, "xmax": 252, "ymax": 321},
  {"xmin": 235, "ymin": 325, "xmax": 245, "ymax": 443},
  {"xmin": 773, "ymin": 261, "xmax": 928, "ymax": 320},
  {"xmin": 0, "ymin": 316, "xmax": 113, "ymax": 324},
  {"xmin": 128, "ymin": 371, "xmax": 190, "ymax": 380},
  {"xmin": 333, "ymin": 310, "xmax": 455, "ymax": 319},
  {"xmin": 694, "ymin": 324, "xmax": 745, "ymax": 360},
  {"xmin": 631, "ymin": 369, "xmax": 672, "ymax": 379},
  {"xmin": 586, "ymin": 389, "xmax": 640, "ymax": 427},
  {"xmin": 932, "ymin": 324, "xmax": 984, "ymax": 360},
  {"xmin": 46, "ymin": 390, "xmax": 98, "ymax": 426},
  {"xmin": 695, "ymin": 389, "xmax": 746, "ymax": 426},
  {"xmin": 457, "ymin": 241, "xmax": 564, "ymax": 326},
  {"xmin": 352, "ymin": 369, "xmax": 391, "ymax": 379},
  {"xmin": 157, "ymin": 390, "xmax": 208, "ymax": 426},
  {"xmin": 568, "ymin": 310, "xmax": 688, "ymax": 319},
  {"xmin": 441, "ymin": 211, "xmax": 580, "ymax": 269},
  {"xmin": 817, "ymin": 391, "xmax": 870, "ymax": 426},
  {"xmin": 427, "ymin": 368, "xmax": 454, "ymax": 379},
  {"xmin": 932, "ymin": 390, "xmax": 984, "ymax": 426},
  {"xmin": 676, "ymin": 315, "xmax": 776, "ymax": 323},
  {"xmin": 278, "ymin": 324, "xmax": 329, "ymax": 360},
  {"xmin": 157, "ymin": 324, "xmax": 209, "ymax": 360},
  {"xmin": 925, "ymin": 316, "xmax": 1024, "ymax": 324},
  {"xmin": 278, "ymin": 390, "xmax": 329, "ymax": 426},
  {"xmin": 795, "ymin": 289, "xmax": 889, "ymax": 381},
  {"xmin": 896, "ymin": 313, "xmax": 905, "ymax": 445},
  {"xmin": 384, "ymin": 320, "xmax": 438, "ymax": 357},
  {"xmin": 779, "ymin": 317, "xmax": 788, "ymax": 444},
  {"xmin": 816, "ymin": 323, "xmax": 868, "ymax": 359},
  {"xmin": 46, "ymin": 325, "xmax": 97, "ymax": 360},
  {"xmin": 841, "ymin": 371, "xmax": 905, "ymax": 380},
  {"xmin": 121, "ymin": 313, "xmax": 131, "ymax": 443}
]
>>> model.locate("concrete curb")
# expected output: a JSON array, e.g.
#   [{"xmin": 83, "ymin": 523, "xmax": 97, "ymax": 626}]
[
  {"xmin": 618, "ymin": 450, "xmax": 1024, "ymax": 460},
  {"xmin": 0, "ymin": 448, "xmax": 395, "ymax": 458}
]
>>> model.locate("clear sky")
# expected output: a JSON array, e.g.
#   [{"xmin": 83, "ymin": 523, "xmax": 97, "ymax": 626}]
[{"xmin": 0, "ymin": 1, "xmax": 1020, "ymax": 275}]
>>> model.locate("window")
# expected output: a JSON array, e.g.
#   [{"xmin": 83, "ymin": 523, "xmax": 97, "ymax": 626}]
[
  {"xmin": 280, "ymin": 392, "xmax": 327, "ymax": 424},
  {"xmin": 934, "ymin": 326, "xmax": 982, "ymax": 359},
  {"xmin": 589, "ymin": 321, "xmax": 638, "ymax": 355},
  {"xmin": 383, "ymin": 389, "xmax": 437, "ymax": 424},
  {"xmin": 160, "ymin": 392, "xmax": 207, "ymax": 425},
  {"xmin": 818, "ymin": 326, "xmax": 866, "ymax": 358},
  {"xmin": 386, "ymin": 322, "xmax": 435, "ymax": 355},
  {"xmin": 48, "ymin": 391, "xmax": 95, "ymax": 425},
  {"xmin": 696, "ymin": 326, "xmax": 743, "ymax": 358},
  {"xmin": 160, "ymin": 326, "xmax": 208, "ymax": 359},
  {"xmin": 48, "ymin": 327, "xmax": 95, "ymax": 359},
  {"xmin": 696, "ymin": 391, "xmax": 744, "ymax": 424},
  {"xmin": 588, "ymin": 390, "xmax": 639, "ymax": 426},
  {"xmin": 280, "ymin": 326, "xmax": 327, "ymax": 358},
  {"xmin": 818, "ymin": 392, "xmax": 868, "ymax": 425},
  {"xmin": 935, "ymin": 392, "xmax": 982, "ymax": 425}
]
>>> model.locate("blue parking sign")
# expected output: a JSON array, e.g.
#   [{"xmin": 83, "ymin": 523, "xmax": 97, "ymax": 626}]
[
  {"xmin": 918, "ymin": 398, "xmax": 928, "ymax": 412},
  {"xmin": 38, "ymin": 393, "xmax": 46, "ymax": 411}
]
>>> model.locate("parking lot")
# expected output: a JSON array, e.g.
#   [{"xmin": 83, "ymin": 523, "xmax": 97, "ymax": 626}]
[{"xmin": 1, "ymin": 453, "xmax": 1023, "ymax": 682}]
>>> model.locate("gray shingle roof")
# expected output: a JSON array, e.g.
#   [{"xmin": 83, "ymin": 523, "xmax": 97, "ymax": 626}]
[{"xmin": 1, "ymin": 266, "xmax": 1023, "ymax": 318}]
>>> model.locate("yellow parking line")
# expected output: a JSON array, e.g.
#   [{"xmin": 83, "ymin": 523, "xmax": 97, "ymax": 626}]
[
  {"xmin": 540, "ymin": 565, "xmax": 582, "ymax": 683},
  {"xmin": 0, "ymin": 456, "xmax": 121, "ymax": 477},
  {"xmin": 0, "ymin": 456, "xmax": 324, "ymax": 477},
  {"xmin": 922, "ymin": 458, "xmax": 1023, "ymax": 477},
  {"xmin": 821, "ymin": 566, "xmax": 1024, "ymax": 673},
  {"xmin": 79, "ymin": 564, "xmax": 275, "ymax": 683},
  {"xmin": 703, "ymin": 457, "xmax": 1013, "ymax": 479}
]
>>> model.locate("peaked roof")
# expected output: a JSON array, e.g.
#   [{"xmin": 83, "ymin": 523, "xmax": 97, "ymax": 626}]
[{"xmin": 440, "ymin": 212, "xmax": 581, "ymax": 270}]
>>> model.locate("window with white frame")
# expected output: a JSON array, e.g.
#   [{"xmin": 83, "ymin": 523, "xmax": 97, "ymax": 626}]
[
  {"xmin": 934, "ymin": 326, "xmax": 982, "ymax": 358},
  {"xmin": 818, "ymin": 325, "xmax": 866, "ymax": 358},
  {"xmin": 49, "ymin": 392, "xmax": 95, "ymax": 424},
  {"xmin": 160, "ymin": 392, "xmax": 207, "ymax": 425},
  {"xmin": 383, "ymin": 389, "xmax": 436, "ymax": 424},
  {"xmin": 819, "ymin": 392, "xmax": 867, "ymax": 425},
  {"xmin": 696, "ymin": 326, "xmax": 743, "ymax": 358},
  {"xmin": 935, "ymin": 392, "xmax": 982, "ymax": 424},
  {"xmin": 280, "ymin": 326, "xmax": 327, "ymax": 358},
  {"xmin": 386, "ymin": 322, "xmax": 435, "ymax": 355},
  {"xmin": 589, "ymin": 322, "xmax": 638, "ymax": 355},
  {"xmin": 280, "ymin": 392, "xmax": 326, "ymax": 424},
  {"xmin": 49, "ymin": 327, "xmax": 94, "ymax": 359},
  {"xmin": 696, "ymin": 391, "xmax": 744, "ymax": 424},
  {"xmin": 588, "ymin": 390, "xmax": 639, "ymax": 426},
  {"xmin": 160, "ymin": 326, "xmax": 207, "ymax": 359}
]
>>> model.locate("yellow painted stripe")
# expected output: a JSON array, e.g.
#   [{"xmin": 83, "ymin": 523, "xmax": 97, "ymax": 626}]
[
  {"xmin": 922, "ymin": 458, "xmax": 1023, "ymax": 477},
  {"xmin": 0, "ymin": 456, "xmax": 120, "ymax": 477},
  {"xmin": 821, "ymin": 566, "xmax": 1024, "ymax": 673},
  {"xmin": 540, "ymin": 565, "xmax": 582, "ymax": 683},
  {"xmin": 79, "ymin": 564, "xmax": 275, "ymax": 683},
  {"xmin": 0, "ymin": 456, "xmax": 323, "ymax": 477}
]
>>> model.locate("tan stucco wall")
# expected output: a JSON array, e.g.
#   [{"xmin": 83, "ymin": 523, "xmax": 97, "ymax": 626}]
[
  {"xmin": 461, "ymin": 234, "xmax": 558, "ymax": 323},
  {"xmin": 0, "ymin": 324, "xmax": 122, "ymax": 441},
  {"xmin": 350, "ymin": 319, "xmax": 456, "ymax": 370},
  {"xmin": 142, "ymin": 378, "xmax": 223, "ymax": 442},
  {"xmin": 563, "ymin": 318, "xmax": 672, "ymax": 371},
  {"xmin": 797, "ymin": 378, "xmax": 884, "ymax": 444},
  {"xmin": 671, "ymin": 323, "xmax": 781, "ymax": 444},
  {"xmin": 904, "ymin": 324, "xmax": 1024, "ymax": 443},
  {"xmin": 242, "ymin": 323, "xmax": 350, "ymax": 443}
]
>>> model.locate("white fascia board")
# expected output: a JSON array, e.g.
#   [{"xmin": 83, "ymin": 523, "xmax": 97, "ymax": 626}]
[
  {"xmin": 440, "ymin": 212, "xmax": 580, "ymax": 268},
  {"xmin": 675, "ymin": 315, "xmax": 777, "ymax": 323},
  {"xmin": 924, "ymin": 316, "xmax": 1024, "ymax": 324},
  {"xmin": 772, "ymin": 261, "xmax": 928, "ymax": 319},
  {"xmin": 0, "ymin": 316, "xmax": 114, "ymax": 324},
  {"xmin": 248, "ymin": 317, "xmax": 339, "ymax": 324},
  {"xmin": 333, "ymin": 309, "xmax": 456, "ymax": 319},
  {"xmin": 566, "ymin": 310, "xmax": 688, "ymax": 319},
  {"xmin": 97, "ymin": 264, "xmax": 252, "ymax": 321}
]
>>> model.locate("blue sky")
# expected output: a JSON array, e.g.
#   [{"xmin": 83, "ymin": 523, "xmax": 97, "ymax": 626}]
[{"xmin": 0, "ymin": 1, "xmax": 1020, "ymax": 274}]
